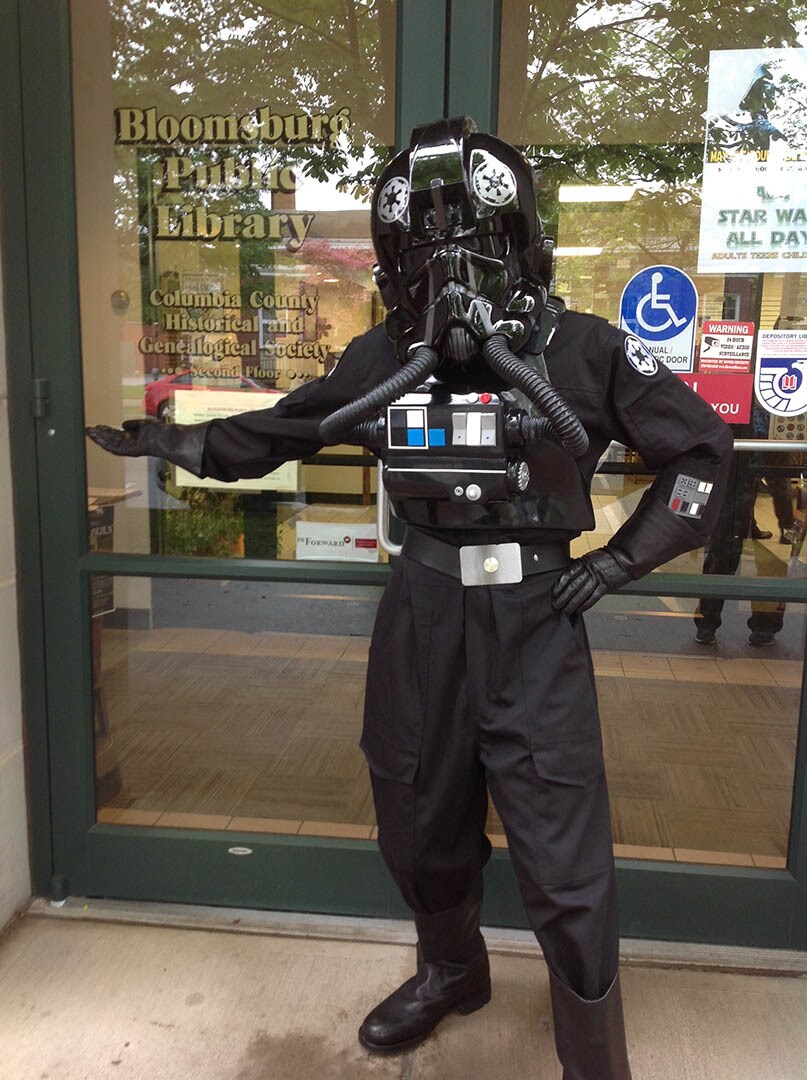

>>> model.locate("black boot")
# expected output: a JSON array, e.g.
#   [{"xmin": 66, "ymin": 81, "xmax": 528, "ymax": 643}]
[
  {"xmin": 549, "ymin": 969, "xmax": 632, "ymax": 1079},
  {"xmin": 751, "ymin": 520, "xmax": 773, "ymax": 540},
  {"xmin": 358, "ymin": 889, "xmax": 491, "ymax": 1055}
]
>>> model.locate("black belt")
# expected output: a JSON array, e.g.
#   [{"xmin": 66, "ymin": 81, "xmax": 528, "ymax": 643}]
[{"xmin": 402, "ymin": 529, "xmax": 570, "ymax": 586}]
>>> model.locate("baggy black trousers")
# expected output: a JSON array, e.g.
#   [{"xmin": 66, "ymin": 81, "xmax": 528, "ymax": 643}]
[{"xmin": 361, "ymin": 554, "xmax": 620, "ymax": 1001}]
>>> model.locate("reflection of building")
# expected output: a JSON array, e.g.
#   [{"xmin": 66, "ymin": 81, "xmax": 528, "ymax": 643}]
[
  {"xmin": 555, "ymin": 187, "xmax": 700, "ymax": 322},
  {"xmin": 127, "ymin": 130, "xmax": 381, "ymax": 394}
]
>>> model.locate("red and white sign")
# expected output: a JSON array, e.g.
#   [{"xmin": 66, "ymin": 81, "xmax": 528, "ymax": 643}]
[
  {"xmin": 295, "ymin": 522, "xmax": 379, "ymax": 562},
  {"xmin": 698, "ymin": 320, "xmax": 755, "ymax": 373},
  {"xmin": 678, "ymin": 372, "xmax": 753, "ymax": 423}
]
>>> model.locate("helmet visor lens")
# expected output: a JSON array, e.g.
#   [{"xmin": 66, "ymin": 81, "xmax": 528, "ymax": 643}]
[{"xmin": 398, "ymin": 231, "xmax": 510, "ymax": 280}]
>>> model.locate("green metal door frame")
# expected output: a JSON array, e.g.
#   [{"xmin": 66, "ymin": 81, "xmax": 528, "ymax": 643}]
[
  {"xmin": 446, "ymin": 0, "xmax": 502, "ymax": 129},
  {"xmin": 397, "ymin": 0, "xmax": 449, "ymax": 143},
  {"xmin": 3, "ymin": 0, "xmax": 807, "ymax": 947},
  {"xmin": 0, "ymin": 0, "xmax": 54, "ymax": 897}
]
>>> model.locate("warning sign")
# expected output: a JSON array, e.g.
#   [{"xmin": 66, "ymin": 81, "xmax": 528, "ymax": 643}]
[{"xmin": 698, "ymin": 320, "xmax": 755, "ymax": 372}]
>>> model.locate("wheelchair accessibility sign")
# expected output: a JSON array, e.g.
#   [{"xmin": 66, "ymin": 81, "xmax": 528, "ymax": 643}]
[{"xmin": 619, "ymin": 265, "xmax": 697, "ymax": 372}]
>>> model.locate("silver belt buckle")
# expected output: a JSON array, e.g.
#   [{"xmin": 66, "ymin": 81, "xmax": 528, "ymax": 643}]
[{"xmin": 459, "ymin": 542, "xmax": 523, "ymax": 586}]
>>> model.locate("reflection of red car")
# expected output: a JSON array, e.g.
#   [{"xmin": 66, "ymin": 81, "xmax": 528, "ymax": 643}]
[{"xmin": 145, "ymin": 371, "xmax": 281, "ymax": 420}]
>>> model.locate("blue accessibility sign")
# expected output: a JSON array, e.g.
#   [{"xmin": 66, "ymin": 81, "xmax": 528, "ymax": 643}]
[{"xmin": 619, "ymin": 265, "xmax": 698, "ymax": 372}]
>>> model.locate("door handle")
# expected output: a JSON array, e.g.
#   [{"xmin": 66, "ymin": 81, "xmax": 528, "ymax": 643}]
[
  {"xmin": 31, "ymin": 377, "xmax": 50, "ymax": 418},
  {"xmin": 376, "ymin": 461, "xmax": 402, "ymax": 557}
]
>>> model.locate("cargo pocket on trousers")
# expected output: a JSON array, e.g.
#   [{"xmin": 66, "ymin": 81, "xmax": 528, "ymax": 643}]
[
  {"xmin": 530, "ymin": 736, "xmax": 605, "ymax": 787},
  {"xmin": 360, "ymin": 561, "xmax": 430, "ymax": 786}
]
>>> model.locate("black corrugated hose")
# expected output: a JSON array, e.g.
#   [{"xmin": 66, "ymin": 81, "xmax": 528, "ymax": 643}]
[
  {"xmin": 482, "ymin": 334, "xmax": 589, "ymax": 459},
  {"xmin": 345, "ymin": 417, "xmax": 385, "ymax": 448},
  {"xmin": 521, "ymin": 415, "xmax": 560, "ymax": 445},
  {"xmin": 318, "ymin": 345, "xmax": 440, "ymax": 445}
]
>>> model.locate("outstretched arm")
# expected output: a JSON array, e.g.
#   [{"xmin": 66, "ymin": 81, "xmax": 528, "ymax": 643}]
[{"xmin": 87, "ymin": 325, "xmax": 400, "ymax": 481}]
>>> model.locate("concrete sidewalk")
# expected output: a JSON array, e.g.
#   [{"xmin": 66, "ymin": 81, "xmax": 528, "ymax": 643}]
[{"xmin": 1, "ymin": 903, "xmax": 807, "ymax": 1080}]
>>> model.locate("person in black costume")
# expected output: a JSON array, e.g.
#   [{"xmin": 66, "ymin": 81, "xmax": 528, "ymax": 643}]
[
  {"xmin": 695, "ymin": 406, "xmax": 790, "ymax": 647},
  {"xmin": 88, "ymin": 118, "xmax": 733, "ymax": 1080},
  {"xmin": 694, "ymin": 453, "xmax": 787, "ymax": 646}
]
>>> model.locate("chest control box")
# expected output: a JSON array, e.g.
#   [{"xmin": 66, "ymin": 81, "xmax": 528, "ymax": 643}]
[{"xmin": 383, "ymin": 390, "xmax": 528, "ymax": 504}]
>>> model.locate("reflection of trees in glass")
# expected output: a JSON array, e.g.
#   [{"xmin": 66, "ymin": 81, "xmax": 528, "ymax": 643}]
[
  {"xmin": 504, "ymin": 3, "xmax": 806, "ymax": 274},
  {"xmin": 558, "ymin": 186, "xmax": 701, "ymax": 261},
  {"xmin": 775, "ymin": 71, "xmax": 807, "ymax": 146},
  {"xmin": 299, "ymin": 239, "xmax": 376, "ymax": 337},
  {"xmin": 161, "ymin": 486, "xmax": 245, "ymax": 557},
  {"xmin": 551, "ymin": 185, "xmax": 704, "ymax": 324},
  {"xmin": 300, "ymin": 239, "xmax": 374, "ymax": 279},
  {"xmin": 501, "ymin": 1, "xmax": 806, "ymax": 150},
  {"xmin": 110, "ymin": 0, "xmax": 395, "ymax": 144},
  {"xmin": 110, "ymin": 0, "xmax": 396, "ymax": 256},
  {"xmin": 104, "ymin": 2, "xmax": 396, "ymax": 347},
  {"xmin": 501, "ymin": 3, "xmax": 805, "ymax": 282},
  {"xmin": 527, "ymin": 141, "xmax": 702, "ymax": 226}
]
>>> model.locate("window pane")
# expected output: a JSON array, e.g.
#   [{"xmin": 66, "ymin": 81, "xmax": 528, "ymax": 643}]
[
  {"xmin": 595, "ymin": 594, "xmax": 801, "ymax": 868},
  {"xmin": 76, "ymin": 1, "xmax": 397, "ymax": 558},
  {"xmin": 94, "ymin": 577, "xmax": 800, "ymax": 867},
  {"xmin": 499, "ymin": 2, "xmax": 807, "ymax": 575},
  {"xmin": 93, "ymin": 575, "xmax": 382, "ymax": 836}
]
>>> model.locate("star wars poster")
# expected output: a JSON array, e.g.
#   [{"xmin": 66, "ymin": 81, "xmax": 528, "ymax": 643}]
[{"xmin": 698, "ymin": 48, "xmax": 807, "ymax": 274}]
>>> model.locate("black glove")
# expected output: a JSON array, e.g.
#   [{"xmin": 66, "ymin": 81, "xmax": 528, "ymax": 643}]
[
  {"xmin": 551, "ymin": 547, "xmax": 632, "ymax": 615},
  {"xmin": 86, "ymin": 418, "xmax": 208, "ymax": 477}
]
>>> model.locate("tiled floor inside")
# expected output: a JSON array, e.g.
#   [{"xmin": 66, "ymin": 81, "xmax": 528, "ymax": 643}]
[{"xmin": 95, "ymin": 612, "xmax": 799, "ymax": 868}]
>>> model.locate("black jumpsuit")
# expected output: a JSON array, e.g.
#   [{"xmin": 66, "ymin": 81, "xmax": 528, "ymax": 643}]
[{"xmin": 199, "ymin": 310, "xmax": 732, "ymax": 1000}]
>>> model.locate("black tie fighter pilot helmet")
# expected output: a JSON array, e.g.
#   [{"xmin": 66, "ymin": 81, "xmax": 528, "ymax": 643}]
[{"xmin": 371, "ymin": 116, "xmax": 554, "ymax": 365}]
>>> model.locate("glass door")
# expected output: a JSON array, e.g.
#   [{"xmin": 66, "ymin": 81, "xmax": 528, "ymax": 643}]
[
  {"xmin": 19, "ymin": 0, "xmax": 446, "ymax": 914},
  {"xmin": 473, "ymin": 0, "xmax": 807, "ymax": 948}
]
